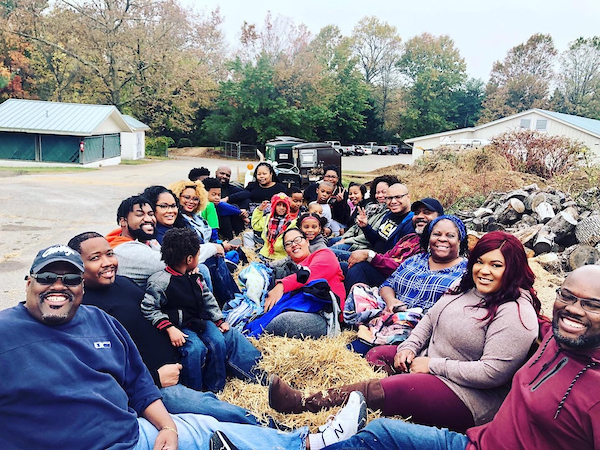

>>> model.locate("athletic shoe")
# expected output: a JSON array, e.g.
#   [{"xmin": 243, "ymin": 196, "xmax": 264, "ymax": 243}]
[
  {"xmin": 316, "ymin": 391, "xmax": 367, "ymax": 447},
  {"xmin": 209, "ymin": 430, "xmax": 238, "ymax": 450}
]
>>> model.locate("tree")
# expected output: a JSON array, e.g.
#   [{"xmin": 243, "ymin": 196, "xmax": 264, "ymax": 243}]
[
  {"xmin": 480, "ymin": 34, "xmax": 557, "ymax": 123},
  {"xmin": 396, "ymin": 33, "xmax": 469, "ymax": 139},
  {"xmin": 351, "ymin": 16, "xmax": 401, "ymax": 129},
  {"xmin": 552, "ymin": 37, "xmax": 600, "ymax": 119}
]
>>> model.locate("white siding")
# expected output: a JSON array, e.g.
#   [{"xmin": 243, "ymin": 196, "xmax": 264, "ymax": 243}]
[
  {"xmin": 93, "ymin": 113, "xmax": 127, "ymax": 134},
  {"xmin": 120, "ymin": 131, "xmax": 145, "ymax": 160}
]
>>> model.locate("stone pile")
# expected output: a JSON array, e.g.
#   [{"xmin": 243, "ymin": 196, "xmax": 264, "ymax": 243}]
[{"xmin": 458, "ymin": 184, "xmax": 600, "ymax": 274}]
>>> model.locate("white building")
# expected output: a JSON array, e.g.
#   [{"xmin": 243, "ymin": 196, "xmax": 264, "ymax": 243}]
[{"xmin": 405, "ymin": 109, "xmax": 600, "ymax": 164}]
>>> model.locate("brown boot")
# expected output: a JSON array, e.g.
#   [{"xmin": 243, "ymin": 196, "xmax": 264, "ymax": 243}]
[{"xmin": 269, "ymin": 375, "xmax": 385, "ymax": 414}]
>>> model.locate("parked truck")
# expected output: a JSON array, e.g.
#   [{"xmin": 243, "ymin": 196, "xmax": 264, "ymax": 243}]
[
  {"xmin": 325, "ymin": 140, "xmax": 356, "ymax": 156},
  {"xmin": 362, "ymin": 142, "xmax": 391, "ymax": 155}
]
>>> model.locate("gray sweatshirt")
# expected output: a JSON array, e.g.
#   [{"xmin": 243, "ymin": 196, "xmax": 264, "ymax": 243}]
[{"xmin": 399, "ymin": 287, "xmax": 538, "ymax": 425}]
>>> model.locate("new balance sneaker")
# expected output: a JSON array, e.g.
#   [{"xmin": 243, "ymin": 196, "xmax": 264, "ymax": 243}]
[
  {"xmin": 209, "ymin": 430, "xmax": 238, "ymax": 450},
  {"xmin": 312, "ymin": 391, "xmax": 367, "ymax": 449}
]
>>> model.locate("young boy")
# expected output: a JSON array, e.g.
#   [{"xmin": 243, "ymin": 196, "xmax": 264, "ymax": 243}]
[
  {"xmin": 201, "ymin": 177, "xmax": 221, "ymax": 239},
  {"xmin": 313, "ymin": 180, "xmax": 346, "ymax": 236},
  {"xmin": 141, "ymin": 227, "xmax": 259, "ymax": 392},
  {"xmin": 288, "ymin": 186, "xmax": 306, "ymax": 219}
]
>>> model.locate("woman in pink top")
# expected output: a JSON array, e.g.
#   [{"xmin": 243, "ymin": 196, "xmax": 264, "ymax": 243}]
[{"xmin": 260, "ymin": 228, "xmax": 345, "ymax": 338}]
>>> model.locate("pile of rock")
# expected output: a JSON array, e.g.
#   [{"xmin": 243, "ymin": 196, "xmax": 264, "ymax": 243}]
[{"xmin": 458, "ymin": 184, "xmax": 600, "ymax": 274}]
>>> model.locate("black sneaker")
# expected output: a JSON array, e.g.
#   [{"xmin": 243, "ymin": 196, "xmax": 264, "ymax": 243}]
[{"xmin": 209, "ymin": 430, "xmax": 238, "ymax": 450}]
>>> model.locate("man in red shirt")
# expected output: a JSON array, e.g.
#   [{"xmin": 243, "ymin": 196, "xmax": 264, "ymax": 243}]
[{"xmin": 324, "ymin": 264, "xmax": 600, "ymax": 450}]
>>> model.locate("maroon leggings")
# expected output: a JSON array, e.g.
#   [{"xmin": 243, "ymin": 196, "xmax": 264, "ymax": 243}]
[{"xmin": 367, "ymin": 345, "xmax": 475, "ymax": 433}]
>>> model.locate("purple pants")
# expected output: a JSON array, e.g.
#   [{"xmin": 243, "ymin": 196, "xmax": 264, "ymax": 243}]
[{"xmin": 366, "ymin": 345, "xmax": 475, "ymax": 432}]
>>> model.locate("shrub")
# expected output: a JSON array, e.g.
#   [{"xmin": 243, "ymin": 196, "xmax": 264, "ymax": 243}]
[
  {"xmin": 177, "ymin": 138, "xmax": 192, "ymax": 148},
  {"xmin": 489, "ymin": 129, "xmax": 585, "ymax": 178},
  {"xmin": 146, "ymin": 136, "xmax": 174, "ymax": 156}
]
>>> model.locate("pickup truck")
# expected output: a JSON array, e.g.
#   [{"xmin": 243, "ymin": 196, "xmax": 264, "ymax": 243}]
[
  {"xmin": 362, "ymin": 142, "xmax": 390, "ymax": 155},
  {"xmin": 325, "ymin": 141, "xmax": 357, "ymax": 156}
]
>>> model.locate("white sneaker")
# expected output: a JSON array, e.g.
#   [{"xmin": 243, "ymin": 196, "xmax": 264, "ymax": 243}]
[{"xmin": 315, "ymin": 391, "xmax": 367, "ymax": 448}]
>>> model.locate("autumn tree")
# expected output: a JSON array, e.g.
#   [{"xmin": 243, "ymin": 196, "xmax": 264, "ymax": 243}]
[
  {"xmin": 396, "ymin": 33, "xmax": 470, "ymax": 139},
  {"xmin": 351, "ymin": 16, "xmax": 401, "ymax": 131},
  {"xmin": 480, "ymin": 33, "xmax": 557, "ymax": 123},
  {"xmin": 552, "ymin": 37, "xmax": 600, "ymax": 119}
]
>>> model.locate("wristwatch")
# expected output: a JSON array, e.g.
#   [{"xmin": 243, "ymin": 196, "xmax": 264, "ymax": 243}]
[{"xmin": 367, "ymin": 250, "xmax": 376, "ymax": 263}]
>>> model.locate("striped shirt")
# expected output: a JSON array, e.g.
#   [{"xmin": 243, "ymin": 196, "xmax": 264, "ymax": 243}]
[{"xmin": 380, "ymin": 252, "xmax": 467, "ymax": 311}]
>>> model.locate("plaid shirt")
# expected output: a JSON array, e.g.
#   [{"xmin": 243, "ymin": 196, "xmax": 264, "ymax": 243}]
[{"xmin": 380, "ymin": 252, "xmax": 467, "ymax": 311}]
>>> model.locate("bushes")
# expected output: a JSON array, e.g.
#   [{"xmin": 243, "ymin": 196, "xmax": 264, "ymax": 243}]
[
  {"xmin": 177, "ymin": 138, "xmax": 192, "ymax": 148},
  {"xmin": 145, "ymin": 136, "xmax": 174, "ymax": 156},
  {"xmin": 489, "ymin": 129, "xmax": 585, "ymax": 178}
]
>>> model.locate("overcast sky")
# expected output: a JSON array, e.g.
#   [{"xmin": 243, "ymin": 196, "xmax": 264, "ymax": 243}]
[{"xmin": 188, "ymin": 0, "xmax": 600, "ymax": 81}]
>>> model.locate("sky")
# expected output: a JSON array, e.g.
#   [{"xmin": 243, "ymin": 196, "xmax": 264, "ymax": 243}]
[{"xmin": 186, "ymin": 0, "xmax": 600, "ymax": 81}]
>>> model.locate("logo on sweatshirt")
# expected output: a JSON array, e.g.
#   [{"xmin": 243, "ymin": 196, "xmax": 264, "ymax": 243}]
[{"xmin": 94, "ymin": 341, "xmax": 112, "ymax": 349}]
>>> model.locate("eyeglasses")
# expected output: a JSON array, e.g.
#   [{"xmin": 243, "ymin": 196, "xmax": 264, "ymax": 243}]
[
  {"xmin": 29, "ymin": 272, "xmax": 83, "ymax": 286},
  {"xmin": 284, "ymin": 235, "xmax": 306, "ymax": 248},
  {"xmin": 181, "ymin": 195, "xmax": 200, "ymax": 203},
  {"xmin": 556, "ymin": 288, "xmax": 600, "ymax": 314},
  {"xmin": 156, "ymin": 204, "xmax": 178, "ymax": 210},
  {"xmin": 324, "ymin": 174, "xmax": 339, "ymax": 180},
  {"xmin": 385, "ymin": 193, "xmax": 409, "ymax": 203}
]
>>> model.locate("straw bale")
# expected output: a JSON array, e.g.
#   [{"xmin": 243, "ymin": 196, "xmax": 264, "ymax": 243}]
[{"xmin": 218, "ymin": 332, "xmax": 389, "ymax": 432}]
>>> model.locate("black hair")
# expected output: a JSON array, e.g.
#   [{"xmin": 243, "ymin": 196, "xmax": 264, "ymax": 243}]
[
  {"xmin": 289, "ymin": 186, "xmax": 303, "ymax": 196},
  {"xmin": 188, "ymin": 167, "xmax": 210, "ymax": 181},
  {"xmin": 368, "ymin": 175, "xmax": 400, "ymax": 203},
  {"xmin": 68, "ymin": 231, "xmax": 104, "ymax": 253},
  {"xmin": 281, "ymin": 227, "xmax": 306, "ymax": 243},
  {"xmin": 297, "ymin": 212, "xmax": 327, "ymax": 229},
  {"xmin": 141, "ymin": 185, "xmax": 187, "ymax": 228},
  {"xmin": 202, "ymin": 177, "xmax": 222, "ymax": 190},
  {"xmin": 253, "ymin": 162, "xmax": 279, "ymax": 183},
  {"xmin": 161, "ymin": 227, "xmax": 201, "ymax": 267},
  {"xmin": 116, "ymin": 195, "xmax": 152, "ymax": 224},
  {"xmin": 348, "ymin": 182, "xmax": 367, "ymax": 197}
]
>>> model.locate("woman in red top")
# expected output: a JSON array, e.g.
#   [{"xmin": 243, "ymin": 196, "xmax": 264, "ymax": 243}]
[{"xmin": 261, "ymin": 228, "xmax": 345, "ymax": 338}]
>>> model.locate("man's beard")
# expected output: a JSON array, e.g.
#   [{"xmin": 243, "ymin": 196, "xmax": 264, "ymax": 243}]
[
  {"xmin": 552, "ymin": 314, "xmax": 600, "ymax": 349},
  {"xmin": 129, "ymin": 224, "xmax": 156, "ymax": 242},
  {"xmin": 40, "ymin": 291, "xmax": 74, "ymax": 325}
]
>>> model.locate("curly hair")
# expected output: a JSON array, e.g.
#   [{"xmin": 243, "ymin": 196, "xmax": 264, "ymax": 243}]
[
  {"xmin": 168, "ymin": 180, "xmax": 208, "ymax": 214},
  {"xmin": 188, "ymin": 167, "xmax": 210, "ymax": 181},
  {"xmin": 68, "ymin": 231, "xmax": 104, "ymax": 253},
  {"xmin": 116, "ymin": 195, "xmax": 152, "ymax": 224},
  {"xmin": 161, "ymin": 227, "xmax": 201, "ymax": 267},
  {"xmin": 368, "ymin": 175, "xmax": 400, "ymax": 204},
  {"xmin": 453, "ymin": 230, "xmax": 541, "ymax": 323}
]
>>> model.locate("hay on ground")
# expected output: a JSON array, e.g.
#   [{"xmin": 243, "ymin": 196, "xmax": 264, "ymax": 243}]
[{"xmin": 218, "ymin": 332, "xmax": 389, "ymax": 432}]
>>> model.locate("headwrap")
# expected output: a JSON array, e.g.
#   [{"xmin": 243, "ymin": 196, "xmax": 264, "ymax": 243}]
[
  {"xmin": 428, "ymin": 214, "xmax": 467, "ymax": 244},
  {"xmin": 266, "ymin": 193, "xmax": 293, "ymax": 255}
]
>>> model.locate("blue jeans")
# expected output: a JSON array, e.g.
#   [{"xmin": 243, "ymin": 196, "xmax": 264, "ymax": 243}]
[
  {"xmin": 136, "ymin": 414, "xmax": 308, "ymax": 450},
  {"xmin": 197, "ymin": 263, "xmax": 213, "ymax": 292},
  {"xmin": 323, "ymin": 418, "xmax": 470, "ymax": 450},
  {"xmin": 160, "ymin": 384, "xmax": 260, "ymax": 426},
  {"xmin": 180, "ymin": 325, "xmax": 263, "ymax": 392},
  {"xmin": 330, "ymin": 245, "xmax": 352, "ymax": 261},
  {"xmin": 205, "ymin": 256, "xmax": 240, "ymax": 308}
]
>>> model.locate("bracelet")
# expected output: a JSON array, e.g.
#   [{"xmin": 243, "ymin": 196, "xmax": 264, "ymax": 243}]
[{"xmin": 161, "ymin": 426, "xmax": 178, "ymax": 436}]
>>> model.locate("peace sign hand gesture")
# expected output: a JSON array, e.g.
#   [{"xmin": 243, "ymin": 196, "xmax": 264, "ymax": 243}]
[{"xmin": 356, "ymin": 206, "xmax": 368, "ymax": 228}]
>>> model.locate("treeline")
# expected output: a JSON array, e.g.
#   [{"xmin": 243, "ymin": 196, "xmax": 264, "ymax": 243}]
[{"xmin": 1, "ymin": 0, "xmax": 600, "ymax": 146}]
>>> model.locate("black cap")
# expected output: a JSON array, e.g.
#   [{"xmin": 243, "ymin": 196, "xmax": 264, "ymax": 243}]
[
  {"xmin": 30, "ymin": 245, "xmax": 85, "ymax": 274},
  {"xmin": 411, "ymin": 198, "xmax": 444, "ymax": 216}
]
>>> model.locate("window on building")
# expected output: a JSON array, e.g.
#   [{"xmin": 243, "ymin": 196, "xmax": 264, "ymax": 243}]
[
  {"xmin": 520, "ymin": 119, "xmax": 531, "ymax": 129},
  {"xmin": 536, "ymin": 119, "xmax": 548, "ymax": 131}
]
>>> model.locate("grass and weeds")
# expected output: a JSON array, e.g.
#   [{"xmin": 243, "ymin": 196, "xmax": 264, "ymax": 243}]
[{"xmin": 0, "ymin": 166, "xmax": 94, "ymax": 177}]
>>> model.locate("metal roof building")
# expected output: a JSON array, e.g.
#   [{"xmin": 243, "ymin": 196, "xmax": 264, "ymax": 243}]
[
  {"xmin": 0, "ymin": 99, "xmax": 149, "ymax": 165},
  {"xmin": 405, "ymin": 109, "xmax": 600, "ymax": 164}
]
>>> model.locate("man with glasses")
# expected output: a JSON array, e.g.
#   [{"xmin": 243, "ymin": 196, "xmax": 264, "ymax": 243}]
[
  {"xmin": 325, "ymin": 264, "xmax": 600, "ymax": 450},
  {"xmin": 0, "ymin": 244, "xmax": 367, "ymax": 449},
  {"xmin": 356, "ymin": 183, "xmax": 414, "ymax": 254}
]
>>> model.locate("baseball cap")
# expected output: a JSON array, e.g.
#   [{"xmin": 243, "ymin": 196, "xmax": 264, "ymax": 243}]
[
  {"xmin": 30, "ymin": 245, "xmax": 85, "ymax": 274},
  {"xmin": 411, "ymin": 198, "xmax": 444, "ymax": 216}
]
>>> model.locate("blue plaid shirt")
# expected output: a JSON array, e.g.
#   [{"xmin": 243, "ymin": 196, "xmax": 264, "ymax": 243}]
[{"xmin": 380, "ymin": 252, "xmax": 467, "ymax": 311}]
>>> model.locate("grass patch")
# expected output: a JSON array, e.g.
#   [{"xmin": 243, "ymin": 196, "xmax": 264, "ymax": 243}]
[
  {"xmin": 119, "ymin": 158, "xmax": 159, "ymax": 165},
  {"xmin": 0, "ymin": 166, "xmax": 95, "ymax": 177}
]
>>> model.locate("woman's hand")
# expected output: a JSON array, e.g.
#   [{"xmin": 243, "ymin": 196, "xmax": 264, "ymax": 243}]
[
  {"xmin": 348, "ymin": 249, "xmax": 369, "ymax": 268},
  {"xmin": 213, "ymin": 243, "xmax": 225, "ymax": 257},
  {"xmin": 218, "ymin": 321, "xmax": 230, "ymax": 333},
  {"xmin": 356, "ymin": 207, "xmax": 368, "ymax": 228},
  {"xmin": 264, "ymin": 283, "xmax": 285, "ymax": 312},
  {"xmin": 408, "ymin": 357, "xmax": 431, "ymax": 374},
  {"xmin": 166, "ymin": 327, "xmax": 188, "ymax": 347},
  {"xmin": 258, "ymin": 200, "xmax": 269, "ymax": 211},
  {"xmin": 334, "ymin": 187, "xmax": 345, "ymax": 202},
  {"xmin": 384, "ymin": 298, "xmax": 406, "ymax": 314},
  {"xmin": 394, "ymin": 349, "xmax": 415, "ymax": 373}
]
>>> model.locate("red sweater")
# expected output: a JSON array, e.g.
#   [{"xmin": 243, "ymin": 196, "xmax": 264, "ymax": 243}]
[
  {"xmin": 279, "ymin": 248, "xmax": 346, "ymax": 310},
  {"xmin": 467, "ymin": 331, "xmax": 600, "ymax": 450}
]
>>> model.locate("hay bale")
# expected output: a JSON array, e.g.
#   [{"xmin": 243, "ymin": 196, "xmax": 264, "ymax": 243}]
[{"xmin": 218, "ymin": 332, "xmax": 388, "ymax": 432}]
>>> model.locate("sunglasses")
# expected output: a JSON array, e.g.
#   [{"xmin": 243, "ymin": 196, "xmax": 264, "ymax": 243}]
[{"xmin": 29, "ymin": 272, "xmax": 83, "ymax": 286}]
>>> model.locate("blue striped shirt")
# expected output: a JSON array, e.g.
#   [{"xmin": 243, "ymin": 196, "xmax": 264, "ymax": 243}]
[{"xmin": 380, "ymin": 252, "xmax": 468, "ymax": 311}]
